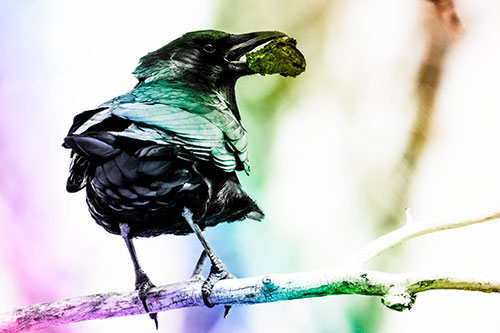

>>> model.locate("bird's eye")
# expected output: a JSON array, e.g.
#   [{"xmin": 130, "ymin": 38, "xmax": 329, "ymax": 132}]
[{"xmin": 203, "ymin": 44, "xmax": 216, "ymax": 53}]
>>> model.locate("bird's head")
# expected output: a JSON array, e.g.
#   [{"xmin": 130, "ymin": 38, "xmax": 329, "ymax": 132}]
[{"xmin": 133, "ymin": 30, "xmax": 287, "ymax": 87}]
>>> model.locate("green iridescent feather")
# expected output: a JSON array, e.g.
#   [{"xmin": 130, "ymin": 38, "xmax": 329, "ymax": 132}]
[{"xmin": 104, "ymin": 83, "xmax": 250, "ymax": 174}]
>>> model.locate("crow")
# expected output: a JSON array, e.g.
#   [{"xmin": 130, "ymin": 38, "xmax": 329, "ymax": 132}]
[{"xmin": 63, "ymin": 30, "xmax": 285, "ymax": 326}]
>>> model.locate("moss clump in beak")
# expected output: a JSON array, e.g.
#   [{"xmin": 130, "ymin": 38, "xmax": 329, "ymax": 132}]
[{"xmin": 245, "ymin": 37, "xmax": 306, "ymax": 77}]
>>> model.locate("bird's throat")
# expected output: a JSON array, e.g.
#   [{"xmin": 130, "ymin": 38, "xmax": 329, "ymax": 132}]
[{"xmin": 217, "ymin": 79, "xmax": 241, "ymax": 122}]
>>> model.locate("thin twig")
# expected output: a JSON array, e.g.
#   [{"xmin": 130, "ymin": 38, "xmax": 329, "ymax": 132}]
[{"xmin": 347, "ymin": 211, "xmax": 500, "ymax": 267}]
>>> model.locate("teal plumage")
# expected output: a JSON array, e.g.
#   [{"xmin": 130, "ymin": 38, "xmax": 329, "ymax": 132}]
[{"xmin": 103, "ymin": 82, "xmax": 250, "ymax": 174}]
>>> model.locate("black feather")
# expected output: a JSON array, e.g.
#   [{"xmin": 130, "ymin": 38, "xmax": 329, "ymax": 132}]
[
  {"xmin": 66, "ymin": 154, "xmax": 90, "ymax": 192},
  {"xmin": 66, "ymin": 107, "xmax": 106, "ymax": 136},
  {"xmin": 64, "ymin": 133, "xmax": 120, "ymax": 162}
]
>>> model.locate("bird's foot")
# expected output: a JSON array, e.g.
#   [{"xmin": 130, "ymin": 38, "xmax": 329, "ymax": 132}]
[
  {"xmin": 202, "ymin": 257, "xmax": 234, "ymax": 317},
  {"xmin": 135, "ymin": 269, "xmax": 159, "ymax": 329}
]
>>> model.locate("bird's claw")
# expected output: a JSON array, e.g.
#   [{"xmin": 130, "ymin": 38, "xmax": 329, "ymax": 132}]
[
  {"xmin": 202, "ymin": 261, "xmax": 235, "ymax": 317},
  {"xmin": 139, "ymin": 288, "xmax": 159, "ymax": 330},
  {"xmin": 136, "ymin": 270, "xmax": 159, "ymax": 329}
]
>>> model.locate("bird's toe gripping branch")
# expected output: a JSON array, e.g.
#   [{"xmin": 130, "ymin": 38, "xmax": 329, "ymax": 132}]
[
  {"xmin": 202, "ymin": 257, "xmax": 235, "ymax": 311},
  {"xmin": 135, "ymin": 269, "xmax": 159, "ymax": 329}
]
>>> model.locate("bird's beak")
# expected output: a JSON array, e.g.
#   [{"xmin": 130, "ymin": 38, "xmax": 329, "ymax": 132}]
[{"xmin": 225, "ymin": 31, "xmax": 287, "ymax": 75}]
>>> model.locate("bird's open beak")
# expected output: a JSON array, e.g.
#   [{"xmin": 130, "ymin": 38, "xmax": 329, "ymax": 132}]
[{"xmin": 225, "ymin": 31, "xmax": 287, "ymax": 75}]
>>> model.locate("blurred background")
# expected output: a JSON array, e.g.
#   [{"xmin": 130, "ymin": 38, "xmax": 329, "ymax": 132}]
[{"xmin": 2, "ymin": 0, "xmax": 500, "ymax": 332}]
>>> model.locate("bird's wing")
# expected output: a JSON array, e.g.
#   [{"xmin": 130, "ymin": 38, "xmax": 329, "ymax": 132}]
[
  {"xmin": 66, "ymin": 107, "xmax": 247, "ymax": 175},
  {"xmin": 65, "ymin": 80, "xmax": 251, "ymax": 174},
  {"xmin": 105, "ymin": 98, "xmax": 249, "ymax": 173}
]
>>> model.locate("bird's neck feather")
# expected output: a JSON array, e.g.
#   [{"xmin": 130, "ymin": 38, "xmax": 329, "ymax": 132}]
[
  {"xmin": 135, "ymin": 76, "xmax": 242, "ymax": 123},
  {"xmin": 216, "ymin": 78, "xmax": 241, "ymax": 122}
]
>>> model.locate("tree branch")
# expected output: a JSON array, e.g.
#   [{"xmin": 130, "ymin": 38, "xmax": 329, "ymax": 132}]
[
  {"xmin": 347, "ymin": 210, "xmax": 500, "ymax": 267},
  {"xmin": 2, "ymin": 209, "xmax": 500, "ymax": 332},
  {"xmin": 2, "ymin": 269, "xmax": 500, "ymax": 332}
]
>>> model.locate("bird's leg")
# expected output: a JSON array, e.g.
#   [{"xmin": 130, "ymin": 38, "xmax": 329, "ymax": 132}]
[
  {"xmin": 182, "ymin": 208, "xmax": 233, "ymax": 316},
  {"xmin": 120, "ymin": 223, "xmax": 159, "ymax": 329},
  {"xmin": 190, "ymin": 250, "xmax": 208, "ymax": 279}
]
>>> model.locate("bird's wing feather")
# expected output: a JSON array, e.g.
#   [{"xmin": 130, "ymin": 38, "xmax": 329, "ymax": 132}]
[
  {"xmin": 118, "ymin": 85, "xmax": 250, "ymax": 173},
  {"xmin": 108, "ymin": 101, "xmax": 249, "ymax": 173},
  {"xmin": 111, "ymin": 103, "xmax": 223, "ymax": 143},
  {"xmin": 64, "ymin": 132, "xmax": 121, "ymax": 162},
  {"xmin": 66, "ymin": 107, "xmax": 107, "ymax": 136},
  {"xmin": 66, "ymin": 82, "xmax": 250, "ymax": 173}
]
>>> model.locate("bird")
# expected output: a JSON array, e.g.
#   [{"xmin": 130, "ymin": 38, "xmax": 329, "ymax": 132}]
[{"xmin": 63, "ymin": 30, "xmax": 286, "ymax": 327}]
